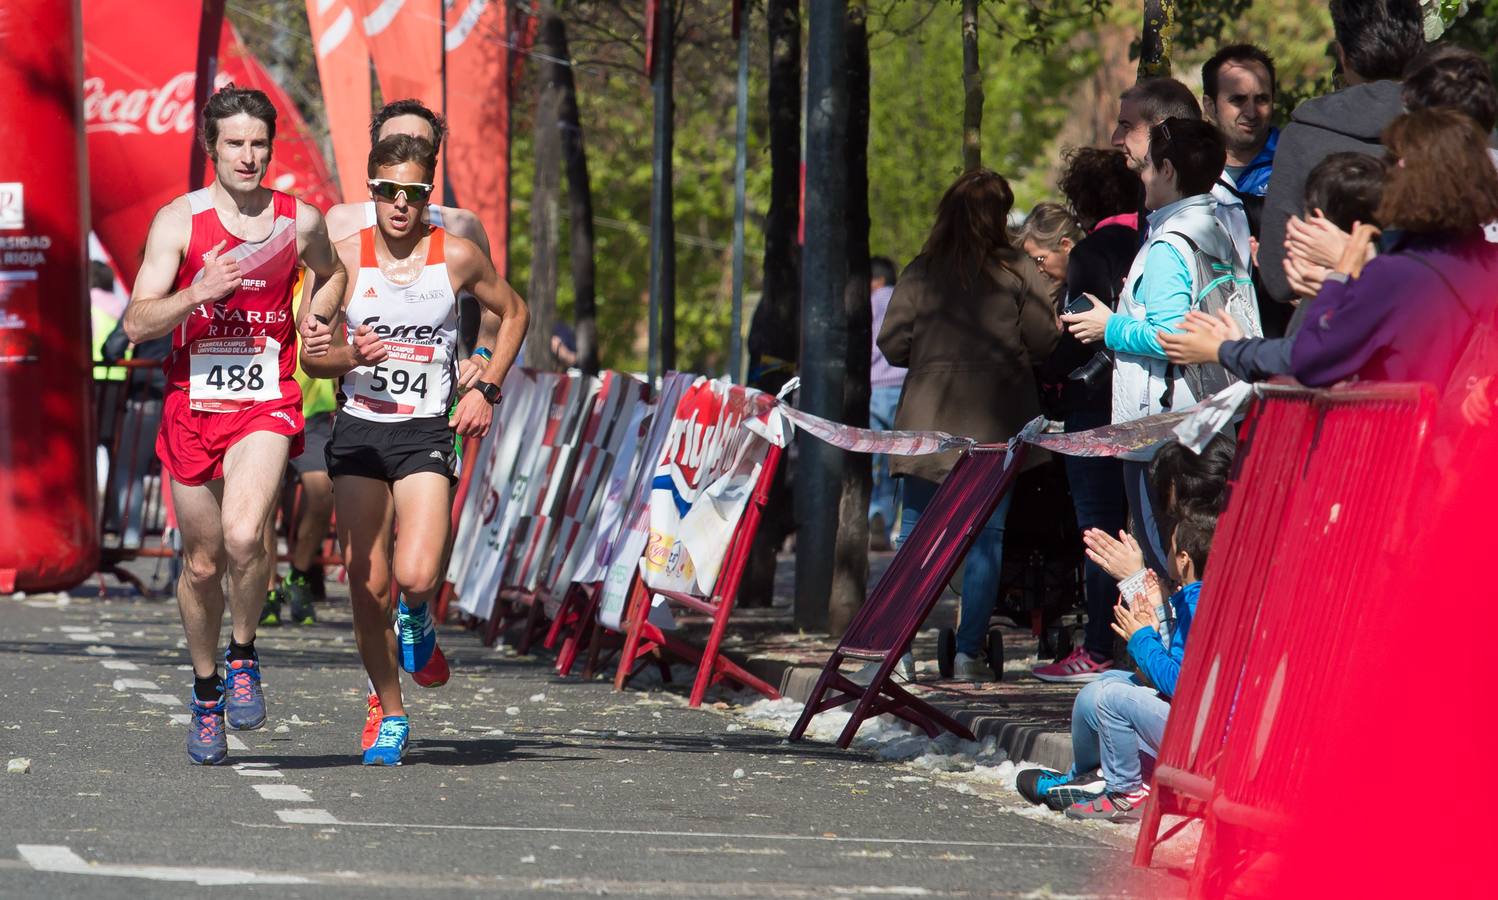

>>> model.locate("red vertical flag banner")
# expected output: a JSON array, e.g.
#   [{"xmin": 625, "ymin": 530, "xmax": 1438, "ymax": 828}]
[
  {"xmin": 0, "ymin": 0, "xmax": 100, "ymax": 590},
  {"xmin": 83, "ymin": 0, "xmax": 341, "ymax": 284},
  {"xmin": 444, "ymin": 0, "xmax": 509, "ymax": 274},
  {"xmin": 306, "ymin": 0, "xmax": 374, "ymax": 201},
  {"xmin": 357, "ymin": 0, "xmax": 445, "ymax": 201}
]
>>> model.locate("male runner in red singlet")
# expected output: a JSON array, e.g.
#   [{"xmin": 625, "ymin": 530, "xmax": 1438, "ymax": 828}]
[
  {"xmin": 123, "ymin": 87, "xmax": 347, "ymax": 765},
  {"xmin": 301, "ymin": 135, "xmax": 527, "ymax": 765}
]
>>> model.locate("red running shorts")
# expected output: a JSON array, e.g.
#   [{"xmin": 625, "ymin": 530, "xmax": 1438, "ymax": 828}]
[{"xmin": 156, "ymin": 387, "xmax": 306, "ymax": 487}]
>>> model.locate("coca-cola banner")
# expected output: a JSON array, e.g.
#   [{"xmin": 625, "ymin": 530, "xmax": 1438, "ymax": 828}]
[
  {"xmin": 306, "ymin": 0, "xmax": 373, "ymax": 201},
  {"xmin": 83, "ymin": 1, "xmax": 339, "ymax": 286}
]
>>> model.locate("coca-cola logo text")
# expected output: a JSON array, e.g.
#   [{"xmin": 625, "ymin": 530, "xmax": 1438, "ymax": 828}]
[{"xmin": 84, "ymin": 72, "xmax": 196, "ymax": 136}]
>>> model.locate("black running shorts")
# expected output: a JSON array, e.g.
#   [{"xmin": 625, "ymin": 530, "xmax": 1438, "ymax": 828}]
[{"xmin": 325, "ymin": 411, "xmax": 458, "ymax": 483}]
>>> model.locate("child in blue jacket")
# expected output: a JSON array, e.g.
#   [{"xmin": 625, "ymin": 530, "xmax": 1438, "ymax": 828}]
[{"xmin": 1015, "ymin": 511, "xmax": 1216, "ymax": 822}]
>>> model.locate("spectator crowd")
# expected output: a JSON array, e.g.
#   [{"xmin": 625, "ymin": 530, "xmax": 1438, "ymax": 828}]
[{"xmin": 864, "ymin": 0, "xmax": 1498, "ymax": 823}]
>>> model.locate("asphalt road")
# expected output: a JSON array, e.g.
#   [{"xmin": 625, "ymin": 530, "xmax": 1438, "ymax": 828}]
[{"xmin": 0, "ymin": 589, "xmax": 1177, "ymax": 899}]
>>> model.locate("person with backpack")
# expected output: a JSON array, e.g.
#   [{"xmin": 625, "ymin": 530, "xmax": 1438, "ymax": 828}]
[
  {"xmin": 1062, "ymin": 117, "xmax": 1259, "ymax": 580},
  {"xmin": 1291, "ymin": 109, "xmax": 1498, "ymax": 392}
]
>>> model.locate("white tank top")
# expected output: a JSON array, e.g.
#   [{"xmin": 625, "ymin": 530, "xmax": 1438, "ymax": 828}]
[
  {"xmin": 362, "ymin": 201, "xmax": 445, "ymax": 230},
  {"xmin": 340, "ymin": 226, "xmax": 459, "ymax": 422}
]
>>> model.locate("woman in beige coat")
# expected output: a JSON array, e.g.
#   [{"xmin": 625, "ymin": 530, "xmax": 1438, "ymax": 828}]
[{"xmin": 878, "ymin": 168, "xmax": 1059, "ymax": 680}]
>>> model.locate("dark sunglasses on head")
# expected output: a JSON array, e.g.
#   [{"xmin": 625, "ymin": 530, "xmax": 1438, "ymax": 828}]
[{"xmin": 368, "ymin": 179, "xmax": 434, "ymax": 204}]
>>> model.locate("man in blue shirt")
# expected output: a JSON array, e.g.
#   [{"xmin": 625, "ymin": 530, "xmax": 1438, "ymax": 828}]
[
  {"xmin": 1015, "ymin": 512, "xmax": 1216, "ymax": 823},
  {"xmin": 1203, "ymin": 44, "xmax": 1279, "ymax": 200}
]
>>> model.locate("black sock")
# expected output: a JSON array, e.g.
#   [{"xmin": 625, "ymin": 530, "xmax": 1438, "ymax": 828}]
[
  {"xmin": 227, "ymin": 639, "xmax": 256, "ymax": 662},
  {"xmin": 193, "ymin": 673, "xmax": 223, "ymax": 703}
]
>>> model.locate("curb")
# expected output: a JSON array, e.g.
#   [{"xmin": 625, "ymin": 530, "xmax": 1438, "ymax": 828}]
[{"xmin": 742, "ymin": 654, "xmax": 1075, "ymax": 772}]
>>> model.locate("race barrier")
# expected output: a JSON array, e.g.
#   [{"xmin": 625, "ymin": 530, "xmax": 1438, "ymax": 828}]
[
  {"xmin": 788, "ymin": 439, "xmax": 1029, "ymax": 748},
  {"xmin": 1131, "ymin": 383, "xmax": 1437, "ymax": 895},
  {"xmin": 95, "ymin": 360, "xmax": 176, "ymax": 596}
]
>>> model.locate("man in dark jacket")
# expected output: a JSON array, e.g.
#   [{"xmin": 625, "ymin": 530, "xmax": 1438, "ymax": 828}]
[{"xmin": 1258, "ymin": 0, "xmax": 1425, "ymax": 309}]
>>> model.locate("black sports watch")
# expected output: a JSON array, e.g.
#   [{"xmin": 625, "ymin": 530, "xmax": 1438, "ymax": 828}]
[{"xmin": 475, "ymin": 380, "xmax": 503, "ymax": 405}]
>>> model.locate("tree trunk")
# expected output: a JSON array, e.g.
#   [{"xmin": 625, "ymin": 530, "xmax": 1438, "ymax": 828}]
[
  {"xmin": 1139, "ymin": 0, "xmax": 1175, "ymax": 79},
  {"xmin": 960, "ymin": 0, "xmax": 982, "ymax": 172},
  {"xmin": 829, "ymin": 0, "xmax": 870, "ymax": 637},
  {"xmin": 539, "ymin": 7, "xmax": 598, "ymax": 374},
  {"xmin": 647, "ymin": 0, "xmax": 676, "ymax": 379},
  {"xmin": 525, "ymin": 77, "xmax": 562, "ymax": 370},
  {"xmin": 739, "ymin": 0, "xmax": 802, "ymax": 609}
]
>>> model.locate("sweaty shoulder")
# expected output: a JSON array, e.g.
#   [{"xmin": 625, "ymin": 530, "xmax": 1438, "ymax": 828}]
[
  {"xmin": 438, "ymin": 207, "xmax": 490, "ymax": 255},
  {"xmin": 442, "ymin": 230, "xmax": 486, "ymax": 278},
  {"xmin": 324, "ymin": 201, "xmax": 363, "ymax": 243}
]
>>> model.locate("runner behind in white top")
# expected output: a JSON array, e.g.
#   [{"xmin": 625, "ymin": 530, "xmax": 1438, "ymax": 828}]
[{"xmin": 300, "ymin": 134, "xmax": 527, "ymax": 765}]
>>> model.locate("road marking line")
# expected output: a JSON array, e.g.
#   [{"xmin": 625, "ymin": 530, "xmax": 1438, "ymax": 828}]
[
  {"xmin": 226, "ymin": 735, "xmax": 248, "ymax": 751},
  {"xmin": 234, "ymin": 767, "xmax": 284, "ymax": 778},
  {"xmin": 111, "ymin": 679, "xmax": 157, "ymax": 692},
  {"xmin": 58, "ymin": 626, "xmax": 91, "ymax": 633},
  {"xmin": 16, "ymin": 844, "xmax": 308, "ymax": 886},
  {"xmin": 276, "ymin": 809, "xmax": 338, "ymax": 825},
  {"xmin": 287, "ymin": 812, "xmax": 1098, "ymax": 850},
  {"xmin": 100, "ymin": 660, "xmax": 140, "ymax": 671},
  {"xmin": 142, "ymin": 694, "xmax": 180, "ymax": 706},
  {"xmin": 169, "ymin": 714, "xmax": 190, "ymax": 726},
  {"xmin": 83, "ymin": 645, "xmax": 115, "ymax": 656},
  {"xmin": 251, "ymin": 784, "xmax": 312, "ymax": 802},
  {"xmin": 66, "ymin": 633, "xmax": 102, "ymax": 642}
]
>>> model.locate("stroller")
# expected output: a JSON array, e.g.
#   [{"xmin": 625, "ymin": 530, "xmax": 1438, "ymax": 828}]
[{"xmin": 935, "ymin": 456, "xmax": 1085, "ymax": 680}]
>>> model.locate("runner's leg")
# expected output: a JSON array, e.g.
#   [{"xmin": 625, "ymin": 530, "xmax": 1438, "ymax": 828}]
[
  {"xmin": 291, "ymin": 470, "xmax": 335, "ymax": 571},
  {"xmin": 336, "ymin": 475, "xmax": 402, "ymax": 716},
  {"xmin": 391, "ymin": 472, "xmax": 454, "ymax": 607},
  {"xmin": 170, "ymin": 478, "xmax": 228, "ymax": 678},
  {"xmin": 220, "ymin": 432, "xmax": 292, "ymax": 644}
]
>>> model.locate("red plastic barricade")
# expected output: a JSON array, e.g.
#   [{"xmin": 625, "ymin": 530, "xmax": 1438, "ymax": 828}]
[
  {"xmin": 1133, "ymin": 384, "xmax": 1436, "ymax": 891},
  {"xmin": 611, "ymin": 442, "xmax": 785, "ymax": 707},
  {"xmin": 789, "ymin": 442, "xmax": 1024, "ymax": 748}
]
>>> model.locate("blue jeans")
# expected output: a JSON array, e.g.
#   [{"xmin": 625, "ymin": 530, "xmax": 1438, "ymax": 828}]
[
  {"xmin": 1063, "ymin": 412, "xmax": 1128, "ymax": 661},
  {"xmin": 1067, "ymin": 669, "xmax": 1169, "ymax": 793},
  {"xmin": 898, "ymin": 475, "xmax": 1013, "ymax": 656},
  {"xmin": 867, "ymin": 385, "xmax": 903, "ymax": 530},
  {"xmin": 1122, "ymin": 459, "xmax": 1169, "ymax": 578}
]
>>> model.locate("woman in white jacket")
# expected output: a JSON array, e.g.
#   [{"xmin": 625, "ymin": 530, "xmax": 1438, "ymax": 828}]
[{"xmin": 1062, "ymin": 116, "xmax": 1258, "ymax": 575}]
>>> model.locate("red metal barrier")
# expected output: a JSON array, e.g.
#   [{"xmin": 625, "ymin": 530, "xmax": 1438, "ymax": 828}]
[
  {"xmin": 611, "ymin": 443, "xmax": 785, "ymax": 707},
  {"xmin": 788, "ymin": 442, "xmax": 1023, "ymax": 748},
  {"xmin": 1132, "ymin": 384, "xmax": 1436, "ymax": 892}
]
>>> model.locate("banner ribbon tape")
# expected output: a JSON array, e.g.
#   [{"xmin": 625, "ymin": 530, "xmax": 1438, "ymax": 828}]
[{"xmin": 775, "ymin": 380, "xmax": 1256, "ymax": 460}]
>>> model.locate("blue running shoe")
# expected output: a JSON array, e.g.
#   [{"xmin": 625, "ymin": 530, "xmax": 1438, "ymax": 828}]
[
  {"xmin": 397, "ymin": 599, "xmax": 435, "ymax": 673},
  {"xmin": 362, "ymin": 716, "xmax": 410, "ymax": 766},
  {"xmin": 224, "ymin": 655, "xmax": 267, "ymax": 730},
  {"xmin": 186, "ymin": 695, "xmax": 228, "ymax": 765},
  {"xmin": 1016, "ymin": 767, "xmax": 1070, "ymax": 806}
]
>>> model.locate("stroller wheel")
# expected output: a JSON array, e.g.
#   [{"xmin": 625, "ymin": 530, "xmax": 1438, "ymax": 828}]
[
  {"xmin": 937, "ymin": 628, "xmax": 956, "ymax": 679},
  {"xmin": 986, "ymin": 628, "xmax": 1004, "ymax": 682}
]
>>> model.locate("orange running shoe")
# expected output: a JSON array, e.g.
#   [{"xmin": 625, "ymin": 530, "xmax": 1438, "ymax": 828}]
[
  {"xmin": 361, "ymin": 693, "xmax": 384, "ymax": 751},
  {"xmin": 412, "ymin": 642, "xmax": 450, "ymax": 688}
]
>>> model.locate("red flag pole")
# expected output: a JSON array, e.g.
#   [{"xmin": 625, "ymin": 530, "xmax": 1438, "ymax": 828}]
[{"xmin": 189, "ymin": 0, "xmax": 227, "ymax": 190}]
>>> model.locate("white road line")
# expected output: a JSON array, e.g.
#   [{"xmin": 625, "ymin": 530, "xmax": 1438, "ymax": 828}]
[
  {"xmin": 142, "ymin": 693, "xmax": 180, "ymax": 706},
  {"xmin": 234, "ymin": 767, "xmax": 284, "ymax": 778},
  {"xmin": 280, "ymin": 812, "xmax": 1098, "ymax": 850},
  {"xmin": 83, "ymin": 645, "xmax": 115, "ymax": 656},
  {"xmin": 251, "ymin": 784, "xmax": 312, "ymax": 803},
  {"xmin": 226, "ymin": 735, "xmax": 248, "ymax": 751},
  {"xmin": 58, "ymin": 626, "xmax": 91, "ymax": 633},
  {"xmin": 169, "ymin": 714, "xmax": 190, "ymax": 726},
  {"xmin": 100, "ymin": 660, "xmax": 140, "ymax": 671},
  {"xmin": 66, "ymin": 633, "xmax": 102, "ymax": 642},
  {"xmin": 111, "ymin": 679, "xmax": 157, "ymax": 692},
  {"xmin": 16, "ymin": 844, "xmax": 308, "ymax": 886}
]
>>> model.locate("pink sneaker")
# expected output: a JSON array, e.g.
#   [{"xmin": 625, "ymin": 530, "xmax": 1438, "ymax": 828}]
[{"xmin": 1032, "ymin": 647, "xmax": 1114, "ymax": 683}]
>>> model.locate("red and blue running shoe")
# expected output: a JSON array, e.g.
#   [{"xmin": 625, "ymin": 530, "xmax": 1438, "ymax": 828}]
[
  {"xmin": 362, "ymin": 715, "xmax": 410, "ymax": 766},
  {"xmin": 412, "ymin": 642, "xmax": 450, "ymax": 688},
  {"xmin": 361, "ymin": 693, "xmax": 384, "ymax": 752},
  {"xmin": 224, "ymin": 655, "xmax": 267, "ymax": 730},
  {"xmin": 397, "ymin": 599, "xmax": 436, "ymax": 674},
  {"xmin": 186, "ymin": 695, "xmax": 228, "ymax": 765}
]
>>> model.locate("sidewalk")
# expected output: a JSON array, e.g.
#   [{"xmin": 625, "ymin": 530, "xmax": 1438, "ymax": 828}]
[{"xmin": 671, "ymin": 551, "xmax": 1082, "ymax": 772}]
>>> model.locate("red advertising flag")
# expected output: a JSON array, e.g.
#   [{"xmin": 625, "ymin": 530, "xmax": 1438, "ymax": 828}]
[
  {"xmin": 83, "ymin": 1, "xmax": 340, "ymax": 285},
  {"xmin": 356, "ymin": 0, "xmax": 445, "ymax": 201},
  {"xmin": 444, "ymin": 0, "xmax": 509, "ymax": 273},
  {"xmin": 306, "ymin": 0, "xmax": 373, "ymax": 201}
]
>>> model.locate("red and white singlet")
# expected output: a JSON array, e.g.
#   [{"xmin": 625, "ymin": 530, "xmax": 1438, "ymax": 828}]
[
  {"xmin": 340, "ymin": 226, "xmax": 459, "ymax": 422},
  {"xmin": 166, "ymin": 188, "xmax": 301, "ymax": 413}
]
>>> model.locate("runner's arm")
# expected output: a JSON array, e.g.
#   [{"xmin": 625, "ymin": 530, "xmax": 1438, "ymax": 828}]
[
  {"xmin": 444, "ymin": 208, "xmax": 503, "ymax": 387},
  {"xmin": 452, "ymin": 236, "xmax": 528, "ymax": 389},
  {"xmin": 299, "ymin": 237, "xmax": 385, "ymax": 378},
  {"xmin": 122, "ymin": 199, "xmax": 212, "ymax": 343},
  {"xmin": 295, "ymin": 200, "xmax": 348, "ymax": 326}
]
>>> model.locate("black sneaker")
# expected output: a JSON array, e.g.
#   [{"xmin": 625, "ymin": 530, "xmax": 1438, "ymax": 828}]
[
  {"xmin": 258, "ymin": 589, "xmax": 283, "ymax": 627},
  {"xmin": 1042, "ymin": 767, "xmax": 1106, "ymax": 811},
  {"xmin": 282, "ymin": 572, "xmax": 316, "ymax": 625},
  {"xmin": 1016, "ymin": 767, "xmax": 1069, "ymax": 806}
]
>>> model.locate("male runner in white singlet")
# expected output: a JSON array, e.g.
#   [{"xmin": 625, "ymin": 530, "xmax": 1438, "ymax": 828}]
[
  {"xmin": 301, "ymin": 135, "xmax": 527, "ymax": 765},
  {"xmin": 122, "ymin": 86, "xmax": 346, "ymax": 765}
]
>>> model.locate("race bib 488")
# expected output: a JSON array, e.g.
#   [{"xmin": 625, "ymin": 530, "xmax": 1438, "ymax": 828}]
[{"xmin": 188, "ymin": 336, "xmax": 282, "ymax": 412}]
